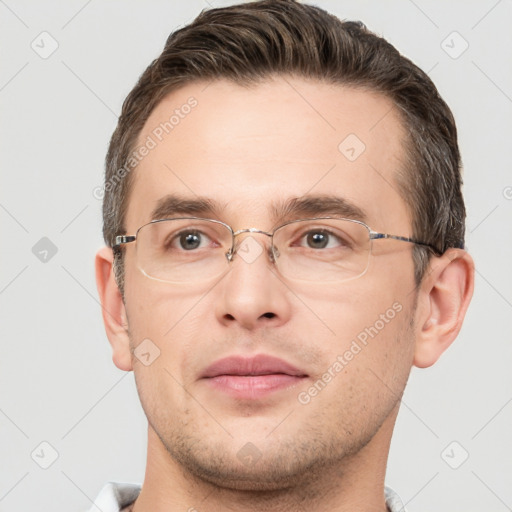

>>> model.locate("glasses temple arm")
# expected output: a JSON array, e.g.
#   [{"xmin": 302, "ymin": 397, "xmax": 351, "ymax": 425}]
[
  {"xmin": 113, "ymin": 235, "xmax": 136, "ymax": 249},
  {"xmin": 369, "ymin": 232, "xmax": 444, "ymax": 256}
]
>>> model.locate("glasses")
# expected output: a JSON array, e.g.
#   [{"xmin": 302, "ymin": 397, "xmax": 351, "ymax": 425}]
[{"xmin": 113, "ymin": 217, "xmax": 442, "ymax": 284}]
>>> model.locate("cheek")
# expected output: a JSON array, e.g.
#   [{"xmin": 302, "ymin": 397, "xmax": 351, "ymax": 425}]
[
  {"xmin": 298, "ymin": 288, "xmax": 414, "ymax": 419},
  {"xmin": 294, "ymin": 274, "xmax": 405, "ymax": 335},
  {"xmin": 124, "ymin": 285, "xmax": 184, "ymax": 376},
  {"xmin": 126, "ymin": 294, "xmax": 204, "ymax": 423},
  {"xmin": 125, "ymin": 270, "xmax": 209, "ymax": 335},
  {"xmin": 297, "ymin": 272, "xmax": 415, "ymax": 380},
  {"xmin": 124, "ymin": 275, "xmax": 218, "ymax": 377}
]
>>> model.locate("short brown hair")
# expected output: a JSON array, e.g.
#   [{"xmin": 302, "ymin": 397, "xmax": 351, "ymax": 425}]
[{"xmin": 103, "ymin": 0, "xmax": 465, "ymax": 292}]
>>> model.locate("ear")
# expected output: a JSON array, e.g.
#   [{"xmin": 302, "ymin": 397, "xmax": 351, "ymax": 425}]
[
  {"xmin": 95, "ymin": 246, "xmax": 133, "ymax": 371},
  {"xmin": 413, "ymin": 248, "xmax": 475, "ymax": 368}
]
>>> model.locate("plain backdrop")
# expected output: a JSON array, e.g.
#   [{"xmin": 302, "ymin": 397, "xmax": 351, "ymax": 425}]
[{"xmin": 1, "ymin": 1, "xmax": 511, "ymax": 511}]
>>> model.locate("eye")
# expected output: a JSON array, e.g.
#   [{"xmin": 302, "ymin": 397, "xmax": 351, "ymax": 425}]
[
  {"xmin": 170, "ymin": 230, "xmax": 212, "ymax": 251},
  {"xmin": 299, "ymin": 229, "xmax": 347, "ymax": 250}
]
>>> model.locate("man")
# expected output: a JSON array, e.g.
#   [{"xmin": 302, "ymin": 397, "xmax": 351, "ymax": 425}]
[{"xmin": 94, "ymin": 1, "xmax": 474, "ymax": 510}]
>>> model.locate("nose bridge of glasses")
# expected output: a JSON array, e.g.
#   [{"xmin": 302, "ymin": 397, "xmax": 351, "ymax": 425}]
[
  {"xmin": 227, "ymin": 227, "xmax": 275, "ymax": 263},
  {"xmin": 233, "ymin": 227, "xmax": 273, "ymax": 238}
]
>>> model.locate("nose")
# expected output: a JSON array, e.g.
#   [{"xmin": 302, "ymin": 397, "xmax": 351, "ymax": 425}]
[{"xmin": 215, "ymin": 232, "xmax": 292, "ymax": 331}]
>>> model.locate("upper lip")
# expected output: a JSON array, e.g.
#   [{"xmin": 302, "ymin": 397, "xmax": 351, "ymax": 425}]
[{"xmin": 201, "ymin": 354, "xmax": 308, "ymax": 378}]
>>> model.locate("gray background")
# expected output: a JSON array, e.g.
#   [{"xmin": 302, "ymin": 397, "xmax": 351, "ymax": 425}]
[{"xmin": 1, "ymin": 1, "xmax": 511, "ymax": 511}]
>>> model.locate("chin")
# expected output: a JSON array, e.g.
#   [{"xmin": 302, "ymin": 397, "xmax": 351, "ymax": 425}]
[
  {"xmin": 162, "ymin": 431, "xmax": 352, "ymax": 492},
  {"xmin": 182, "ymin": 455, "xmax": 314, "ymax": 491}
]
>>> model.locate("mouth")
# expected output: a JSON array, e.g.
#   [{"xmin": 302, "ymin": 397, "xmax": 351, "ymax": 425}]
[{"xmin": 200, "ymin": 354, "xmax": 308, "ymax": 399}]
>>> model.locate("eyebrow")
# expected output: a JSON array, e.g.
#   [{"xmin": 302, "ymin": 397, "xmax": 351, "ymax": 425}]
[
  {"xmin": 151, "ymin": 195, "xmax": 226, "ymax": 221},
  {"xmin": 270, "ymin": 195, "xmax": 367, "ymax": 225},
  {"xmin": 150, "ymin": 193, "xmax": 368, "ymax": 226}
]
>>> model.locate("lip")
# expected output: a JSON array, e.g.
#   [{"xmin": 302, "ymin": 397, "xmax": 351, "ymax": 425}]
[{"xmin": 200, "ymin": 354, "xmax": 308, "ymax": 399}]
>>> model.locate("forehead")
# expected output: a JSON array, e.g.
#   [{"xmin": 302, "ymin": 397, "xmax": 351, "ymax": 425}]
[{"xmin": 125, "ymin": 77, "xmax": 411, "ymax": 233}]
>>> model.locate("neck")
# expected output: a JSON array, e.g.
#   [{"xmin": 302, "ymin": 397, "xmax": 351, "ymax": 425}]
[{"xmin": 131, "ymin": 405, "xmax": 398, "ymax": 512}]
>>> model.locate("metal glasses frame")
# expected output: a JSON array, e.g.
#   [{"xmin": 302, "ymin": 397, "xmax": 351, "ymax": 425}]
[{"xmin": 113, "ymin": 217, "xmax": 444, "ymax": 261}]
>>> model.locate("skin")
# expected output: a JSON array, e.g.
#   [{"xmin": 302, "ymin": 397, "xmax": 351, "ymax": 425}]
[{"xmin": 96, "ymin": 77, "xmax": 474, "ymax": 512}]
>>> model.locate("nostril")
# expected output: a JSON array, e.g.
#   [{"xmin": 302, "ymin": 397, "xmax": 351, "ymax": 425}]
[{"xmin": 262, "ymin": 312, "xmax": 275, "ymax": 319}]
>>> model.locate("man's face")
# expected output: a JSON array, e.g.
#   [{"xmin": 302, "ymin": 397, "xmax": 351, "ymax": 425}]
[{"xmin": 121, "ymin": 77, "xmax": 419, "ymax": 488}]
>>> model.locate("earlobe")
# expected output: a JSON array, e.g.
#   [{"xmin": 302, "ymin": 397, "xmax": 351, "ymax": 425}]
[
  {"xmin": 95, "ymin": 247, "xmax": 133, "ymax": 372},
  {"xmin": 413, "ymin": 249, "xmax": 475, "ymax": 368}
]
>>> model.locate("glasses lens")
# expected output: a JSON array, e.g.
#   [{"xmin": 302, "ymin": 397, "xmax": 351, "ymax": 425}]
[
  {"xmin": 273, "ymin": 218, "xmax": 371, "ymax": 282},
  {"xmin": 135, "ymin": 218, "xmax": 232, "ymax": 283}
]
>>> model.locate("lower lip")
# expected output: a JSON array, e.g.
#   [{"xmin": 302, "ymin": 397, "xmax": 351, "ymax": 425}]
[{"xmin": 204, "ymin": 374, "xmax": 306, "ymax": 399}]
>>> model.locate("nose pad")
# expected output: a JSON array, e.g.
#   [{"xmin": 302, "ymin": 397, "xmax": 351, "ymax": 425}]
[
  {"xmin": 226, "ymin": 236, "xmax": 278, "ymax": 266},
  {"xmin": 225, "ymin": 247, "xmax": 234, "ymax": 262},
  {"xmin": 270, "ymin": 245, "xmax": 280, "ymax": 263}
]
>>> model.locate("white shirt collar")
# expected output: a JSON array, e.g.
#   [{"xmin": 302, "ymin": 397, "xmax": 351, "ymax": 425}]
[{"xmin": 88, "ymin": 482, "xmax": 406, "ymax": 512}]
